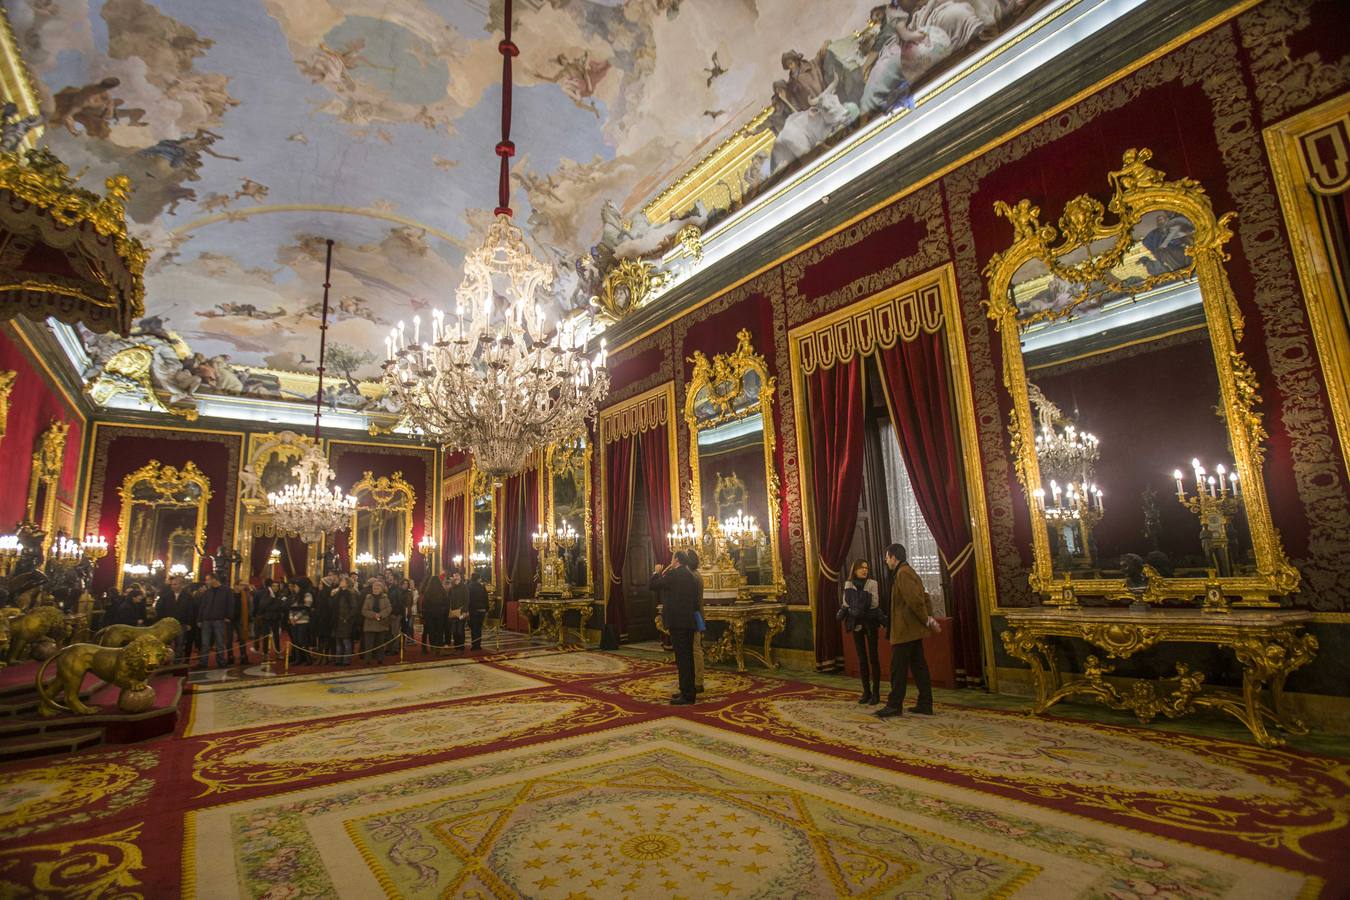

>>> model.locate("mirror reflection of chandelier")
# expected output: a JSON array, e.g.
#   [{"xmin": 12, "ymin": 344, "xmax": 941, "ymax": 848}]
[
  {"xmin": 267, "ymin": 239, "xmax": 357, "ymax": 544},
  {"xmin": 380, "ymin": 0, "xmax": 608, "ymax": 480},
  {"xmin": 1028, "ymin": 383, "xmax": 1100, "ymax": 486}
]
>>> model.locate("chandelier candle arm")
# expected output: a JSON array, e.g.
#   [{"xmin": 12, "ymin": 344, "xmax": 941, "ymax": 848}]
[{"xmin": 379, "ymin": 0, "xmax": 608, "ymax": 479}]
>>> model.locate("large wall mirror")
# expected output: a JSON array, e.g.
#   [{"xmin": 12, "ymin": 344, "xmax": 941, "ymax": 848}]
[
  {"xmin": 545, "ymin": 437, "xmax": 592, "ymax": 594},
  {"xmin": 469, "ymin": 467, "xmax": 495, "ymax": 588},
  {"xmin": 238, "ymin": 431, "xmax": 317, "ymax": 579},
  {"xmin": 116, "ymin": 460, "xmax": 211, "ymax": 588},
  {"xmin": 351, "ymin": 471, "xmax": 414, "ymax": 570},
  {"xmin": 985, "ymin": 148, "xmax": 1299, "ymax": 607},
  {"xmin": 26, "ymin": 421, "xmax": 69, "ymax": 550},
  {"xmin": 686, "ymin": 329, "xmax": 783, "ymax": 594}
]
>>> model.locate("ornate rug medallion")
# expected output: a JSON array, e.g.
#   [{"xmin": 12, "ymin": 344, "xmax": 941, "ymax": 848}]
[
  {"xmin": 720, "ymin": 694, "xmax": 1349, "ymax": 859},
  {"xmin": 0, "ymin": 750, "xmax": 158, "ymax": 841},
  {"xmin": 187, "ymin": 720, "xmax": 1309, "ymax": 898},
  {"xmin": 192, "ymin": 690, "xmax": 630, "ymax": 795},
  {"xmin": 590, "ymin": 669, "xmax": 777, "ymax": 706},
  {"xmin": 491, "ymin": 650, "xmax": 659, "ymax": 680},
  {"xmin": 187, "ymin": 660, "xmax": 546, "ymax": 735}
]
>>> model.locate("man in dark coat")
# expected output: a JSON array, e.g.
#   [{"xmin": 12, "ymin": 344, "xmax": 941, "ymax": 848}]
[
  {"xmin": 197, "ymin": 572, "xmax": 234, "ymax": 669},
  {"xmin": 650, "ymin": 550, "xmax": 703, "ymax": 705},
  {"xmin": 253, "ymin": 579, "xmax": 283, "ymax": 657},
  {"xmin": 448, "ymin": 572, "xmax": 469, "ymax": 651},
  {"xmin": 467, "ymin": 572, "xmax": 490, "ymax": 651},
  {"xmin": 157, "ymin": 574, "xmax": 192, "ymax": 660},
  {"xmin": 421, "ymin": 573, "xmax": 450, "ymax": 653}
]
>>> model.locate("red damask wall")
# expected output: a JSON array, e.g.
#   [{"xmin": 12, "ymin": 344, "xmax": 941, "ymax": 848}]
[
  {"xmin": 602, "ymin": 0, "xmax": 1350, "ymax": 645},
  {"xmin": 84, "ymin": 425, "xmax": 242, "ymax": 593},
  {"xmin": 0, "ymin": 325, "xmax": 84, "ymax": 531}
]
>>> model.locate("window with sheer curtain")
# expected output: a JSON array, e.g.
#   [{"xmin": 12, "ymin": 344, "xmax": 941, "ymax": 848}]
[{"xmin": 879, "ymin": 421, "xmax": 946, "ymax": 615}]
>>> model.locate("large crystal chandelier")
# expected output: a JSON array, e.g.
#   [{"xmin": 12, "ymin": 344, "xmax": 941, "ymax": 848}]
[
  {"xmin": 1028, "ymin": 382, "xmax": 1100, "ymax": 486},
  {"xmin": 380, "ymin": 0, "xmax": 608, "ymax": 480},
  {"xmin": 267, "ymin": 239, "xmax": 357, "ymax": 543}
]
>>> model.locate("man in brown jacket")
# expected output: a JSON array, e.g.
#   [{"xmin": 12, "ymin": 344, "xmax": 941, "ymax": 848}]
[{"xmin": 876, "ymin": 543, "xmax": 939, "ymax": 717}]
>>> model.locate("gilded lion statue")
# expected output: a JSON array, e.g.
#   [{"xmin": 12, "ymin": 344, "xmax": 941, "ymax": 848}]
[
  {"xmin": 35, "ymin": 635, "xmax": 172, "ymax": 716},
  {"xmin": 6, "ymin": 605, "xmax": 70, "ymax": 665},
  {"xmin": 95, "ymin": 616, "xmax": 181, "ymax": 650}
]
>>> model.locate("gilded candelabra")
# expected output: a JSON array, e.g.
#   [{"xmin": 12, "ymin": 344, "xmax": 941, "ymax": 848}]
[
  {"xmin": 1031, "ymin": 479, "xmax": 1104, "ymax": 569},
  {"xmin": 417, "ymin": 536, "xmax": 438, "ymax": 576},
  {"xmin": 1173, "ymin": 459, "xmax": 1241, "ymax": 579},
  {"xmin": 532, "ymin": 520, "xmax": 577, "ymax": 598}
]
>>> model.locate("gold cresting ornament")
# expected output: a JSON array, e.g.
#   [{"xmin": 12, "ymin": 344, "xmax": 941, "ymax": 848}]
[
  {"xmin": 0, "ymin": 370, "xmax": 15, "ymax": 443},
  {"xmin": 591, "ymin": 258, "xmax": 668, "ymax": 321},
  {"xmin": 0, "ymin": 147, "xmax": 148, "ymax": 310}
]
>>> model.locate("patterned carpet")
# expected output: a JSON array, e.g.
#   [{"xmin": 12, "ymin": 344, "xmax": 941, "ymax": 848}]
[{"xmin": 0, "ymin": 649, "xmax": 1346, "ymax": 898}]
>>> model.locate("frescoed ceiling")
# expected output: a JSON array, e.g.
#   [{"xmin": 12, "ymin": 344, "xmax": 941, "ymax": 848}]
[{"xmin": 4, "ymin": 0, "xmax": 1048, "ymax": 419}]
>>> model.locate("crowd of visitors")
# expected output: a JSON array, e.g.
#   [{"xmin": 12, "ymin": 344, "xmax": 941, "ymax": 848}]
[{"xmin": 92, "ymin": 568, "xmax": 494, "ymax": 669}]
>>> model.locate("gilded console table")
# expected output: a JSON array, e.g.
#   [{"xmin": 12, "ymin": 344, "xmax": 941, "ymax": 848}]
[
  {"xmin": 519, "ymin": 596, "xmax": 601, "ymax": 649},
  {"xmin": 656, "ymin": 602, "xmax": 788, "ymax": 672},
  {"xmin": 1001, "ymin": 608, "xmax": 1317, "ymax": 747}
]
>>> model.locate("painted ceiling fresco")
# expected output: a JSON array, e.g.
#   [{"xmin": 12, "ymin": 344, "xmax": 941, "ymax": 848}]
[{"xmin": 7, "ymin": 0, "xmax": 1045, "ymax": 415}]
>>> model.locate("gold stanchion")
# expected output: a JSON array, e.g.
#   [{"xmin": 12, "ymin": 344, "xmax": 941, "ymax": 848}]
[{"xmin": 399, "ymin": 632, "xmax": 405, "ymax": 663}]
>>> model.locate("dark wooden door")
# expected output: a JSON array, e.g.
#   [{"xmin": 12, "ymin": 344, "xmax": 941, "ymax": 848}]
[{"xmin": 622, "ymin": 464, "xmax": 657, "ymax": 641}]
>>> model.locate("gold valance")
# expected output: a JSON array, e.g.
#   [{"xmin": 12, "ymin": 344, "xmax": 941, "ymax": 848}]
[
  {"xmin": 599, "ymin": 382, "xmax": 674, "ymax": 445},
  {"xmin": 1300, "ymin": 111, "xmax": 1350, "ymax": 195},
  {"xmin": 793, "ymin": 278, "xmax": 945, "ymax": 375}
]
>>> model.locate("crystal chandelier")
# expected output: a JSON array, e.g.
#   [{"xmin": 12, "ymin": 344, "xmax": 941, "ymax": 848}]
[
  {"xmin": 380, "ymin": 0, "xmax": 608, "ymax": 480},
  {"xmin": 1027, "ymin": 383, "xmax": 1100, "ymax": 486},
  {"xmin": 267, "ymin": 239, "xmax": 357, "ymax": 543}
]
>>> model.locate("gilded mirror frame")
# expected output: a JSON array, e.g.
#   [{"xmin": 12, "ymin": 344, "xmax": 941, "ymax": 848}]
[
  {"xmin": 237, "ymin": 430, "xmax": 319, "ymax": 576},
  {"xmin": 26, "ymin": 420, "xmax": 68, "ymax": 550},
  {"xmin": 115, "ymin": 460, "xmax": 212, "ymax": 589},
  {"xmin": 984, "ymin": 148, "xmax": 1299, "ymax": 604},
  {"xmin": 349, "ymin": 470, "xmax": 415, "ymax": 567},
  {"xmin": 544, "ymin": 437, "xmax": 593, "ymax": 595},
  {"xmin": 467, "ymin": 465, "xmax": 497, "ymax": 593},
  {"xmin": 685, "ymin": 328, "xmax": 784, "ymax": 595}
]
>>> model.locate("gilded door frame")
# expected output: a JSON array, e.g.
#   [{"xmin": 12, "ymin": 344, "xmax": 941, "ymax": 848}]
[
  {"xmin": 597, "ymin": 380, "xmax": 680, "ymax": 631},
  {"xmin": 788, "ymin": 264, "xmax": 998, "ymax": 689},
  {"xmin": 1265, "ymin": 94, "xmax": 1350, "ymax": 481}
]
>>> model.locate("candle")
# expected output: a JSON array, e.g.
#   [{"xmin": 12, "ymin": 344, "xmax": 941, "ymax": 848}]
[
  {"xmin": 1173, "ymin": 469, "xmax": 1184, "ymax": 497},
  {"xmin": 1207, "ymin": 475, "xmax": 1216, "ymax": 498},
  {"xmin": 1230, "ymin": 472, "xmax": 1240, "ymax": 497},
  {"xmin": 413, "ymin": 315, "xmax": 421, "ymax": 345}
]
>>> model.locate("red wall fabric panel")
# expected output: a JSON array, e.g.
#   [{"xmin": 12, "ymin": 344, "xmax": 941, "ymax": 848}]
[{"xmin": 0, "ymin": 327, "xmax": 83, "ymax": 530}]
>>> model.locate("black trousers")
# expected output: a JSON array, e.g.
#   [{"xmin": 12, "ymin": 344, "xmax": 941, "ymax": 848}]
[
  {"xmin": 424, "ymin": 612, "xmax": 447, "ymax": 648},
  {"xmin": 450, "ymin": 615, "xmax": 466, "ymax": 648},
  {"xmin": 670, "ymin": 627, "xmax": 697, "ymax": 701},
  {"xmin": 852, "ymin": 626, "xmax": 880, "ymax": 693},
  {"xmin": 886, "ymin": 638, "xmax": 933, "ymax": 711},
  {"xmin": 469, "ymin": 610, "xmax": 485, "ymax": 649}
]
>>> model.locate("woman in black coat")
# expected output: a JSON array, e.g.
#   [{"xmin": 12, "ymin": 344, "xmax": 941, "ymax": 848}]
[{"xmin": 838, "ymin": 558, "xmax": 883, "ymax": 705}]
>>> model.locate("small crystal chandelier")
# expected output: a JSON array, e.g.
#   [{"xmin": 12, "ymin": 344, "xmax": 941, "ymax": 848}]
[
  {"xmin": 267, "ymin": 239, "xmax": 357, "ymax": 543},
  {"xmin": 381, "ymin": 0, "xmax": 608, "ymax": 480},
  {"xmin": 1028, "ymin": 383, "xmax": 1100, "ymax": 486}
]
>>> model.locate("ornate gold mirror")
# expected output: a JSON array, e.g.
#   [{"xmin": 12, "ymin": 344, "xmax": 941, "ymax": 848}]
[
  {"xmin": 469, "ymin": 466, "xmax": 495, "ymax": 588},
  {"xmin": 26, "ymin": 421, "xmax": 69, "ymax": 549},
  {"xmin": 985, "ymin": 148, "xmax": 1298, "ymax": 607},
  {"xmin": 686, "ymin": 329, "xmax": 783, "ymax": 594},
  {"xmin": 350, "ymin": 471, "xmax": 414, "ymax": 570},
  {"xmin": 545, "ymin": 436, "xmax": 592, "ymax": 594},
  {"xmin": 116, "ymin": 461, "xmax": 211, "ymax": 588}
]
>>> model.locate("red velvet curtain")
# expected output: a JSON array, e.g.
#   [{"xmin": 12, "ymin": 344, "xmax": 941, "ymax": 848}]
[
  {"xmin": 877, "ymin": 335, "xmax": 981, "ymax": 687},
  {"xmin": 501, "ymin": 467, "xmax": 539, "ymax": 610},
  {"xmin": 443, "ymin": 494, "xmax": 465, "ymax": 573},
  {"xmin": 603, "ymin": 434, "xmax": 636, "ymax": 631},
  {"xmin": 804, "ymin": 358, "xmax": 866, "ymax": 670},
  {"xmin": 249, "ymin": 534, "xmax": 308, "ymax": 582},
  {"xmin": 638, "ymin": 425, "xmax": 672, "ymax": 569}
]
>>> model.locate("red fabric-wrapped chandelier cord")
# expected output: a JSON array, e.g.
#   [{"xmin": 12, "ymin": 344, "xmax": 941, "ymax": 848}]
[{"xmin": 494, "ymin": 0, "xmax": 518, "ymax": 218}]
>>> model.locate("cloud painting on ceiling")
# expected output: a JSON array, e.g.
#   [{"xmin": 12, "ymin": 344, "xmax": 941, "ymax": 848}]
[{"xmin": 8, "ymin": 0, "xmax": 1044, "ymax": 414}]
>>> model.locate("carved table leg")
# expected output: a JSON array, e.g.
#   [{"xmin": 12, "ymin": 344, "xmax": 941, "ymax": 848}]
[
  {"xmin": 730, "ymin": 620, "xmax": 748, "ymax": 672},
  {"xmin": 762, "ymin": 614, "xmax": 785, "ymax": 669},
  {"xmin": 1001, "ymin": 628, "xmax": 1060, "ymax": 715}
]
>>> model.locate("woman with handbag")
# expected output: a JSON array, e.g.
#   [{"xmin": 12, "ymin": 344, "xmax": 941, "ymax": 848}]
[{"xmin": 838, "ymin": 558, "xmax": 882, "ymax": 704}]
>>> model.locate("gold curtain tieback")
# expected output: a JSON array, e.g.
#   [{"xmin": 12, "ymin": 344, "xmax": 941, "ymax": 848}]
[
  {"xmin": 941, "ymin": 543, "xmax": 974, "ymax": 577},
  {"xmin": 819, "ymin": 560, "xmax": 841, "ymax": 582}
]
